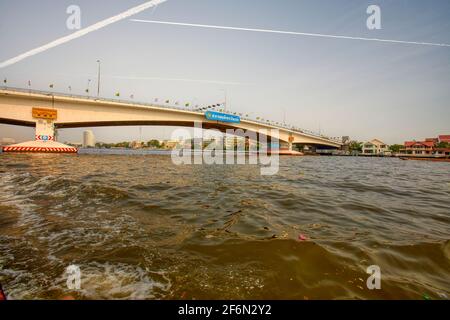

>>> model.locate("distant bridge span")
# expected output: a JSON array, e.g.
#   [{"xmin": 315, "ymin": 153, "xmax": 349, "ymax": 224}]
[{"xmin": 0, "ymin": 89, "xmax": 342, "ymax": 149}]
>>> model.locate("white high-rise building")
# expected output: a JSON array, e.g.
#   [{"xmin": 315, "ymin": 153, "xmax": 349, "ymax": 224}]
[{"xmin": 83, "ymin": 130, "xmax": 95, "ymax": 148}]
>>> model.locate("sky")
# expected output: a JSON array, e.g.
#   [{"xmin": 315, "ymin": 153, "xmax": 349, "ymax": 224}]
[{"xmin": 0, "ymin": 0, "xmax": 449, "ymax": 144}]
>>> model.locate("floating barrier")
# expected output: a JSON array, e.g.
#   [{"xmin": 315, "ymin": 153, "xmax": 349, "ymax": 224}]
[
  {"xmin": 2, "ymin": 141, "xmax": 78, "ymax": 154},
  {"xmin": 2, "ymin": 146, "xmax": 77, "ymax": 153}
]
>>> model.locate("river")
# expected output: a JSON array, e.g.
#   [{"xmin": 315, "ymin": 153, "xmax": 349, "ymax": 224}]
[{"xmin": 0, "ymin": 154, "xmax": 449, "ymax": 299}]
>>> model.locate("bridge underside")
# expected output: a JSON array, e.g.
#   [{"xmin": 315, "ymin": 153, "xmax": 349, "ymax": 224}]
[
  {"xmin": 0, "ymin": 118, "xmax": 340, "ymax": 149},
  {"xmin": 0, "ymin": 117, "xmax": 35, "ymax": 128},
  {"xmin": 56, "ymin": 120, "xmax": 250, "ymax": 131},
  {"xmin": 0, "ymin": 89, "xmax": 342, "ymax": 149},
  {"xmin": 55, "ymin": 120, "xmax": 283, "ymax": 143}
]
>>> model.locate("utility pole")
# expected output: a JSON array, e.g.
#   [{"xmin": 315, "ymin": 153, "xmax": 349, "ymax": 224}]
[
  {"xmin": 97, "ymin": 60, "xmax": 101, "ymax": 97},
  {"xmin": 219, "ymin": 89, "xmax": 227, "ymax": 112},
  {"xmin": 87, "ymin": 79, "xmax": 91, "ymax": 98},
  {"xmin": 224, "ymin": 90, "xmax": 227, "ymax": 112}
]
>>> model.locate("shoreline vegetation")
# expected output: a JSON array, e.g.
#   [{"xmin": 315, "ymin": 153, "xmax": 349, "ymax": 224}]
[{"xmin": 69, "ymin": 139, "xmax": 450, "ymax": 157}]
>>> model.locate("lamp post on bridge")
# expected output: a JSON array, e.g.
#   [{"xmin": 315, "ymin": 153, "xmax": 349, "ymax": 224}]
[
  {"xmin": 86, "ymin": 79, "xmax": 91, "ymax": 97},
  {"xmin": 97, "ymin": 60, "xmax": 101, "ymax": 97},
  {"xmin": 218, "ymin": 89, "xmax": 227, "ymax": 112},
  {"xmin": 224, "ymin": 90, "xmax": 227, "ymax": 112}
]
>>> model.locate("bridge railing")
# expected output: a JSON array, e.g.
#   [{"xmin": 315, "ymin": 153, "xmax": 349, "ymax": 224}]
[{"xmin": 1, "ymin": 86, "xmax": 342, "ymax": 144}]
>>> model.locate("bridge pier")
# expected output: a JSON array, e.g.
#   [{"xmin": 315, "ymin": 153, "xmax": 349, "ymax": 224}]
[
  {"xmin": 35, "ymin": 119, "xmax": 56, "ymax": 142},
  {"xmin": 273, "ymin": 141, "xmax": 303, "ymax": 156},
  {"xmin": 279, "ymin": 141, "xmax": 293, "ymax": 151},
  {"xmin": 2, "ymin": 116, "xmax": 77, "ymax": 154}
]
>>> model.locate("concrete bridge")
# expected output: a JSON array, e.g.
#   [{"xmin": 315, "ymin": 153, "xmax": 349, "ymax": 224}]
[{"xmin": 0, "ymin": 88, "xmax": 342, "ymax": 152}]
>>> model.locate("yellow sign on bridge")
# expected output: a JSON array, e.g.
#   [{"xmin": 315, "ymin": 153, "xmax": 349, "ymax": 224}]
[{"xmin": 32, "ymin": 108, "xmax": 57, "ymax": 120}]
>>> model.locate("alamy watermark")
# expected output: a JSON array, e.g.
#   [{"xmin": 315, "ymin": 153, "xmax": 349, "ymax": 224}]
[
  {"xmin": 170, "ymin": 122, "xmax": 280, "ymax": 176},
  {"xmin": 366, "ymin": 265, "xmax": 381, "ymax": 290},
  {"xmin": 66, "ymin": 5, "xmax": 81, "ymax": 30},
  {"xmin": 367, "ymin": 5, "xmax": 382, "ymax": 30},
  {"xmin": 66, "ymin": 264, "xmax": 81, "ymax": 290}
]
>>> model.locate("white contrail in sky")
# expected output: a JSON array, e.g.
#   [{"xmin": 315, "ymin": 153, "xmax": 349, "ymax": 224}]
[
  {"xmin": 0, "ymin": 0, "xmax": 168, "ymax": 69},
  {"xmin": 131, "ymin": 19, "xmax": 450, "ymax": 48},
  {"xmin": 108, "ymin": 75, "xmax": 246, "ymax": 85}
]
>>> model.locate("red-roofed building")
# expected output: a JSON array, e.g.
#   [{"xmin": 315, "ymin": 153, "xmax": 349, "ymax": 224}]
[
  {"xmin": 400, "ymin": 134, "xmax": 450, "ymax": 156},
  {"xmin": 438, "ymin": 135, "xmax": 450, "ymax": 143},
  {"xmin": 400, "ymin": 141, "xmax": 435, "ymax": 155},
  {"xmin": 401, "ymin": 141, "xmax": 435, "ymax": 155}
]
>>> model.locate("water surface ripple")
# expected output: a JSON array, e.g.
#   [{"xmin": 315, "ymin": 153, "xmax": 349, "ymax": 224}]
[{"xmin": 0, "ymin": 154, "xmax": 449, "ymax": 299}]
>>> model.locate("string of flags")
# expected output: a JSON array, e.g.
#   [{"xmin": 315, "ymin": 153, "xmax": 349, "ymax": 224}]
[
  {"xmin": 6, "ymin": 81, "xmax": 283, "ymax": 128},
  {"xmin": 1, "ymin": 80, "xmax": 328, "ymax": 138},
  {"xmin": 2, "ymin": 80, "xmax": 308, "ymax": 134},
  {"xmin": 3, "ymin": 79, "xmax": 228, "ymax": 114},
  {"xmin": 149, "ymin": 99, "xmax": 226, "ymax": 111}
]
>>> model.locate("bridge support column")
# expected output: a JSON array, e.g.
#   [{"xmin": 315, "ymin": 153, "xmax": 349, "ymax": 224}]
[
  {"xmin": 274, "ymin": 141, "xmax": 303, "ymax": 155},
  {"xmin": 2, "ymin": 120, "xmax": 77, "ymax": 153},
  {"xmin": 35, "ymin": 119, "xmax": 56, "ymax": 142},
  {"xmin": 287, "ymin": 136, "xmax": 294, "ymax": 152},
  {"xmin": 279, "ymin": 141, "xmax": 293, "ymax": 151}
]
